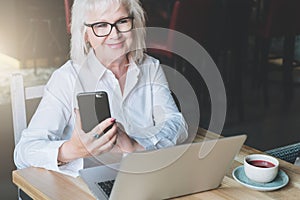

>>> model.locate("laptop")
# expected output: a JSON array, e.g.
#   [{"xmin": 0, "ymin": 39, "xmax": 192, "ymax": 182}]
[{"xmin": 79, "ymin": 134, "xmax": 246, "ymax": 200}]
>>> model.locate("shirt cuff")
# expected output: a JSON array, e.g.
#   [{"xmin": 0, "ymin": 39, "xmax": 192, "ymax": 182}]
[
  {"xmin": 27, "ymin": 140, "xmax": 83, "ymax": 177},
  {"xmin": 131, "ymin": 135, "xmax": 157, "ymax": 151}
]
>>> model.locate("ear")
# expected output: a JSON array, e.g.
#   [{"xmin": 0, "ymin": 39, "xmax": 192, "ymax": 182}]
[
  {"xmin": 85, "ymin": 32, "xmax": 92, "ymax": 48},
  {"xmin": 84, "ymin": 32, "xmax": 92, "ymax": 54},
  {"xmin": 84, "ymin": 32, "xmax": 89, "ymax": 43}
]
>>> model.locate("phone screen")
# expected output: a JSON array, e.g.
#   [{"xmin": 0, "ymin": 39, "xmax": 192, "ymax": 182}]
[{"xmin": 77, "ymin": 91, "xmax": 111, "ymax": 133}]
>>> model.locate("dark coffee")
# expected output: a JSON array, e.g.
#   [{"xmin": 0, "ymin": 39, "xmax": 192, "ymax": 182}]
[{"xmin": 247, "ymin": 160, "xmax": 275, "ymax": 168}]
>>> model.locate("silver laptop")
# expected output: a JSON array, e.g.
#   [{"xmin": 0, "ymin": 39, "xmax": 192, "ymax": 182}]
[{"xmin": 79, "ymin": 134, "xmax": 246, "ymax": 200}]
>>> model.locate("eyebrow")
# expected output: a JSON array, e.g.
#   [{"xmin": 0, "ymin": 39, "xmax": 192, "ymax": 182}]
[{"xmin": 87, "ymin": 16, "xmax": 130, "ymax": 24}]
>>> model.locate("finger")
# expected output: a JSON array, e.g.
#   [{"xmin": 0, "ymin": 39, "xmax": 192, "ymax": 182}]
[
  {"xmin": 74, "ymin": 108, "xmax": 83, "ymax": 131},
  {"xmin": 90, "ymin": 123, "xmax": 117, "ymax": 150},
  {"xmin": 88, "ymin": 129, "xmax": 117, "ymax": 155},
  {"xmin": 96, "ymin": 123, "xmax": 117, "ymax": 145},
  {"xmin": 90, "ymin": 118, "xmax": 116, "ymax": 137},
  {"xmin": 98, "ymin": 134, "xmax": 117, "ymax": 154},
  {"xmin": 110, "ymin": 144, "xmax": 122, "ymax": 153}
]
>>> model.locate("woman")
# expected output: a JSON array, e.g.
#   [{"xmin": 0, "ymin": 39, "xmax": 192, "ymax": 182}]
[{"xmin": 14, "ymin": 0, "xmax": 188, "ymax": 177}]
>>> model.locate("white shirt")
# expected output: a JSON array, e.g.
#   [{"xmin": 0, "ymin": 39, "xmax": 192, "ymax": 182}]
[{"xmin": 14, "ymin": 52, "xmax": 188, "ymax": 177}]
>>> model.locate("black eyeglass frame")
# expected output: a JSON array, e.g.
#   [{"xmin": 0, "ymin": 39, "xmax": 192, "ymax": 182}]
[{"xmin": 84, "ymin": 16, "xmax": 134, "ymax": 37}]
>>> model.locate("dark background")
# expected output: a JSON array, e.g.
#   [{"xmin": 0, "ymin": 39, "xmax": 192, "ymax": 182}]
[{"xmin": 0, "ymin": 0, "xmax": 299, "ymax": 199}]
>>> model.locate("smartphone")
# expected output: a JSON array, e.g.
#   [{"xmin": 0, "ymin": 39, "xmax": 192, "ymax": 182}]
[{"xmin": 77, "ymin": 91, "xmax": 112, "ymax": 133}]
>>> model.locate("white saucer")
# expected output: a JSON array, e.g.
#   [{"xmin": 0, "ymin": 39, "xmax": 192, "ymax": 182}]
[{"xmin": 232, "ymin": 166, "xmax": 289, "ymax": 191}]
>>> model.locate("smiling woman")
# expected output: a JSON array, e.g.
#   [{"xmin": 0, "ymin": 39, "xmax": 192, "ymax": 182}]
[
  {"xmin": 71, "ymin": 0, "xmax": 146, "ymax": 66},
  {"xmin": 84, "ymin": 2, "xmax": 134, "ymax": 69},
  {"xmin": 14, "ymin": 0, "xmax": 188, "ymax": 177}
]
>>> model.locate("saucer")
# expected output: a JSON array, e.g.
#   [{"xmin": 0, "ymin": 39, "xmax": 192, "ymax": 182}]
[{"xmin": 232, "ymin": 166, "xmax": 289, "ymax": 191}]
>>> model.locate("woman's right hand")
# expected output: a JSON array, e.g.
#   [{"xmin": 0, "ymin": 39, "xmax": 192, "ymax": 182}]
[{"xmin": 57, "ymin": 109, "xmax": 117, "ymax": 163}]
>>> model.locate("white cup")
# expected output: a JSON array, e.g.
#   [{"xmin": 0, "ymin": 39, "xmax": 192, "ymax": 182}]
[{"xmin": 244, "ymin": 154, "xmax": 279, "ymax": 183}]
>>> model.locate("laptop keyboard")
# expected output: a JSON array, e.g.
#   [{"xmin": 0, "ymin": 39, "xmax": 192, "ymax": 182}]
[{"xmin": 97, "ymin": 180, "xmax": 115, "ymax": 198}]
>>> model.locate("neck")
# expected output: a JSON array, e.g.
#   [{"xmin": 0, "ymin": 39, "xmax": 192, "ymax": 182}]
[{"xmin": 107, "ymin": 56, "xmax": 129, "ymax": 80}]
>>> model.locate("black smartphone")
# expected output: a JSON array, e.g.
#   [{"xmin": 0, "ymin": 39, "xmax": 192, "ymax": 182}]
[{"xmin": 77, "ymin": 91, "xmax": 112, "ymax": 133}]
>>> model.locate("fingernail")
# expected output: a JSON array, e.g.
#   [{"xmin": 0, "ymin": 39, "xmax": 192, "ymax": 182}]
[{"xmin": 111, "ymin": 118, "xmax": 116, "ymax": 122}]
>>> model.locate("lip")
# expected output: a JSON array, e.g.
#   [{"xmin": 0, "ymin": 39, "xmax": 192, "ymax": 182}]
[{"xmin": 106, "ymin": 41, "xmax": 124, "ymax": 49}]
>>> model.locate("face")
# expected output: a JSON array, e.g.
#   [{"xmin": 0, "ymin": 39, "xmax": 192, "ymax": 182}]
[{"xmin": 85, "ymin": 3, "xmax": 133, "ymax": 65}]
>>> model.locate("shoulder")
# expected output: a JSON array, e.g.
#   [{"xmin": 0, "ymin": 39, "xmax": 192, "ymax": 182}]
[
  {"xmin": 138, "ymin": 54, "xmax": 163, "ymax": 73},
  {"xmin": 47, "ymin": 60, "xmax": 79, "ymax": 88},
  {"xmin": 45, "ymin": 60, "xmax": 80, "ymax": 105},
  {"xmin": 137, "ymin": 54, "xmax": 168, "ymax": 83},
  {"xmin": 142, "ymin": 54, "xmax": 160, "ymax": 67}
]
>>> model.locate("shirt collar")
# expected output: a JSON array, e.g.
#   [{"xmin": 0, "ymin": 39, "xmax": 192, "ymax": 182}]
[
  {"xmin": 127, "ymin": 55, "xmax": 140, "ymax": 71},
  {"xmin": 86, "ymin": 50, "xmax": 107, "ymax": 81},
  {"xmin": 86, "ymin": 50, "xmax": 140, "ymax": 79}
]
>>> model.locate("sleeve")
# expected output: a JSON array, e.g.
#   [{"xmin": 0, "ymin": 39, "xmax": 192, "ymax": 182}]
[
  {"xmin": 131, "ymin": 62, "xmax": 188, "ymax": 150},
  {"xmin": 13, "ymin": 66, "xmax": 83, "ymax": 177}
]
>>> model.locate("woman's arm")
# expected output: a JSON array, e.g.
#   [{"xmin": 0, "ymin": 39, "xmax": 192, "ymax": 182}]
[
  {"xmin": 130, "ymin": 61, "xmax": 188, "ymax": 150},
  {"xmin": 14, "ymin": 64, "xmax": 80, "ymax": 176}
]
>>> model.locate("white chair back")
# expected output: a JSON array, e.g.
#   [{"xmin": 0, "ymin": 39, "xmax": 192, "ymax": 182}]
[{"xmin": 10, "ymin": 73, "xmax": 44, "ymax": 145}]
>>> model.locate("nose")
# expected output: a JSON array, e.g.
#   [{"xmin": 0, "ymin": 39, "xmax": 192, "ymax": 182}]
[{"xmin": 109, "ymin": 26, "xmax": 120, "ymax": 38}]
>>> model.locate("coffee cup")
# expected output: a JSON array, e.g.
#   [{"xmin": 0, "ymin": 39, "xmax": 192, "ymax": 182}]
[{"xmin": 244, "ymin": 154, "xmax": 279, "ymax": 183}]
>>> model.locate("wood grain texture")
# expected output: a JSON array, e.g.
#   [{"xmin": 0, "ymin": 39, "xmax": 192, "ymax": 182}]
[{"xmin": 12, "ymin": 131, "xmax": 300, "ymax": 200}]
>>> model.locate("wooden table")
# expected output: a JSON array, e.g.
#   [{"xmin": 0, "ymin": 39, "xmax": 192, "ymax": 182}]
[{"xmin": 12, "ymin": 132, "xmax": 300, "ymax": 200}]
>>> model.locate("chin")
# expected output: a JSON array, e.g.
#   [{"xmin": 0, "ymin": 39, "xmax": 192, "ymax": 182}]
[{"xmin": 111, "ymin": 48, "xmax": 128, "ymax": 59}]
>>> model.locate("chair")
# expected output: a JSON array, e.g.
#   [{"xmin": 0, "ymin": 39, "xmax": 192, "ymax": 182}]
[
  {"xmin": 10, "ymin": 73, "xmax": 103, "ymax": 198},
  {"xmin": 171, "ymin": 90, "xmax": 181, "ymax": 112},
  {"xmin": 10, "ymin": 73, "xmax": 44, "ymax": 145},
  {"xmin": 146, "ymin": 0, "xmax": 222, "ymax": 128},
  {"xmin": 253, "ymin": 0, "xmax": 300, "ymax": 105},
  {"xmin": 10, "ymin": 73, "xmax": 44, "ymax": 200},
  {"xmin": 147, "ymin": 0, "xmax": 220, "ymax": 66},
  {"xmin": 145, "ymin": 0, "xmax": 180, "ymax": 66},
  {"xmin": 265, "ymin": 142, "xmax": 300, "ymax": 165},
  {"xmin": 219, "ymin": 0, "xmax": 253, "ymax": 121}
]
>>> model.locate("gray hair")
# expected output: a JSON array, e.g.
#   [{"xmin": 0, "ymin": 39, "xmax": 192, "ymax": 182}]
[{"xmin": 70, "ymin": 0, "xmax": 146, "ymax": 65}]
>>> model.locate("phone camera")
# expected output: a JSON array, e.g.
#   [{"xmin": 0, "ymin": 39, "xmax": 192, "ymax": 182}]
[{"xmin": 96, "ymin": 93, "xmax": 103, "ymax": 98}]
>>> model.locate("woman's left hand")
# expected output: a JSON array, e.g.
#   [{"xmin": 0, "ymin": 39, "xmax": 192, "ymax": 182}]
[{"xmin": 112, "ymin": 126, "xmax": 145, "ymax": 153}]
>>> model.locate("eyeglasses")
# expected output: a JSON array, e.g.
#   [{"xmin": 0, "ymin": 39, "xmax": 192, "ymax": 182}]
[{"xmin": 84, "ymin": 16, "xmax": 134, "ymax": 37}]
